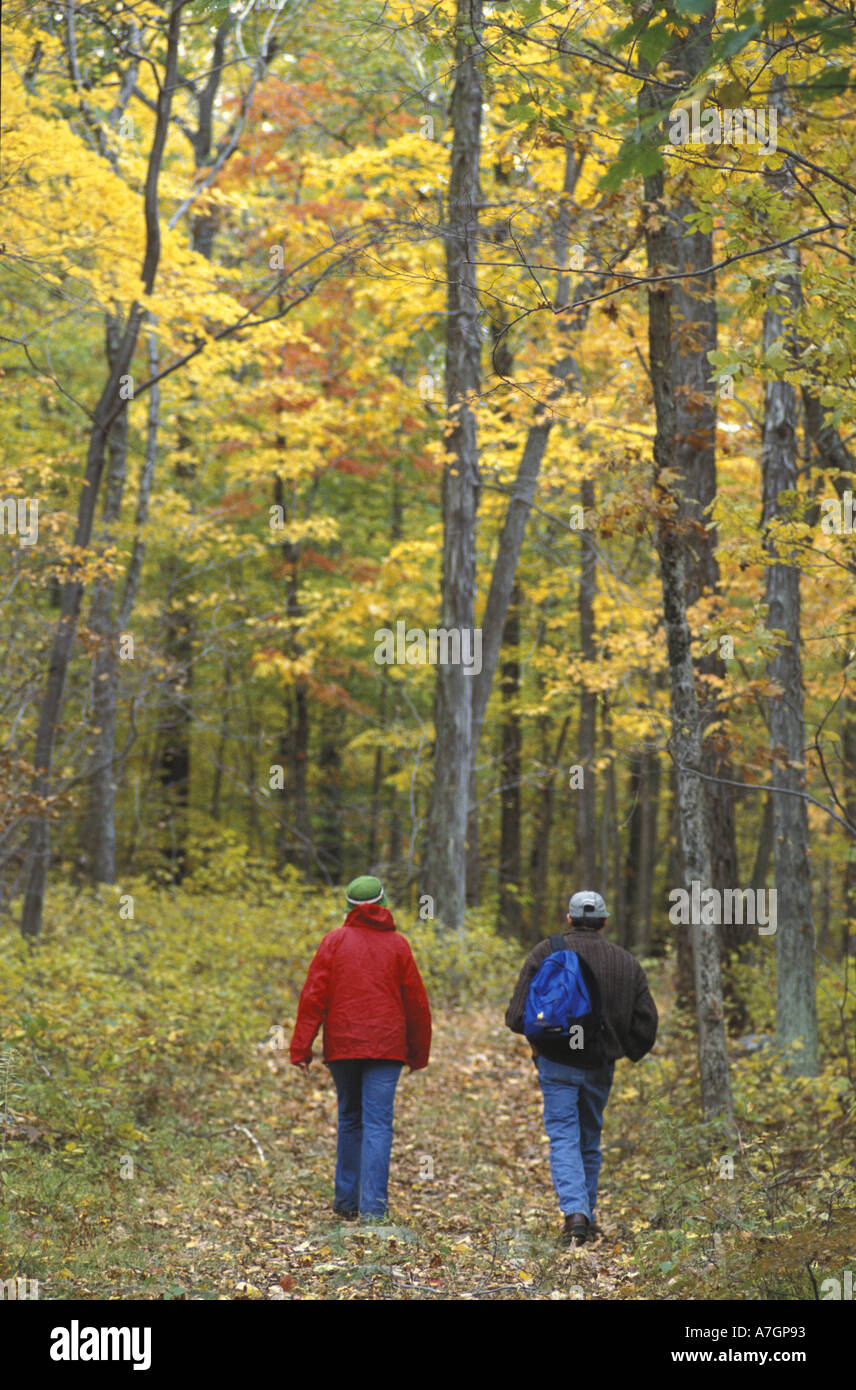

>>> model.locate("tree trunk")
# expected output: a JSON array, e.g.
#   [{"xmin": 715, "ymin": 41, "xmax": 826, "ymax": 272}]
[
  {"xmin": 529, "ymin": 719, "xmax": 555, "ymax": 944},
  {"xmin": 623, "ymin": 753, "xmax": 644, "ymax": 947},
  {"xmin": 661, "ymin": 9, "xmax": 742, "ymax": 1002},
  {"xmin": 367, "ymin": 681, "xmax": 386, "ymax": 870},
  {"xmin": 751, "ymin": 793, "xmax": 774, "ymax": 893},
  {"xmin": 154, "ymin": 18, "xmax": 240, "ymax": 881},
  {"xmin": 273, "ymin": 474, "xmax": 313, "ymax": 877},
  {"xmin": 801, "ymin": 390, "xmax": 856, "ymax": 959},
  {"xmin": 157, "ymin": 552, "xmax": 193, "ymax": 883},
  {"xmin": 665, "ymin": 766, "xmax": 694, "ymax": 1002},
  {"xmin": 528, "ymin": 713, "xmax": 571, "ymax": 942},
  {"xmin": 210, "ymin": 660, "xmax": 231, "ymax": 823},
  {"xmin": 761, "ymin": 88, "xmax": 818, "ymax": 1074},
  {"xmin": 844, "ymin": 685, "xmax": 856, "ymax": 958},
  {"xmin": 465, "ymin": 764, "xmax": 481, "ymax": 907},
  {"xmin": 84, "ymin": 313, "xmax": 130, "ymax": 884},
  {"xmin": 640, "ymin": 21, "xmax": 733, "ymax": 1116},
  {"xmin": 318, "ymin": 709, "xmax": 344, "ymax": 883},
  {"xmin": 672, "ymin": 182, "xmax": 739, "ymax": 908},
  {"xmin": 577, "ymin": 476, "xmax": 598, "ymax": 886},
  {"xmin": 497, "ymin": 586, "xmax": 522, "ymax": 938},
  {"xmin": 425, "ymin": 0, "xmax": 484, "ymax": 934},
  {"xmin": 636, "ymin": 747, "xmax": 660, "ymax": 953},
  {"xmin": 600, "ymin": 696, "xmax": 623, "ymax": 943},
  {"xmin": 654, "ymin": 499, "xmax": 733, "ymax": 1115}
]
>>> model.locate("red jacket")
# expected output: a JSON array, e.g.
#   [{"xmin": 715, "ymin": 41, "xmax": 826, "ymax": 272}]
[{"xmin": 289, "ymin": 904, "xmax": 432, "ymax": 1069}]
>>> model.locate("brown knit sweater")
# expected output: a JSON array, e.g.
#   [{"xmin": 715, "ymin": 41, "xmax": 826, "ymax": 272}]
[{"xmin": 505, "ymin": 928, "xmax": 658, "ymax": 1062}]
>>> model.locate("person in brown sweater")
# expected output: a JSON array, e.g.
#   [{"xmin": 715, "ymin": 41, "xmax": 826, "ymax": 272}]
[{"xmin": 505, "ymin": 890, "xmax": 658, "ymax": 1246}]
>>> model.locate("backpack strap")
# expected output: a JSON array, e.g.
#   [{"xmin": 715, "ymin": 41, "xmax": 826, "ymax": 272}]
[{"xmin": 549, "ymin": 932, "xmax": 565, "ymax": 954}]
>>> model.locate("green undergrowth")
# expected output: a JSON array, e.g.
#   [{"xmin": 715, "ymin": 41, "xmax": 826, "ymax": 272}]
[{"xmin": 0, "ymin": 879, "xmax": 853, "ymax": 1300}]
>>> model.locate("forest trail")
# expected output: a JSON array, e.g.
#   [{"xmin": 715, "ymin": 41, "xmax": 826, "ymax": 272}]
[
  {"xmin": 127, "ymin": 1010, "xmax": 661, "ymax": 1301},
  {"xmin": 8, "ymin": 912, "xmax": 851, "ymax": 1304},
  {"xmin": 47, "ymin": 971, "xmax": 701, "ymax": 1301}
]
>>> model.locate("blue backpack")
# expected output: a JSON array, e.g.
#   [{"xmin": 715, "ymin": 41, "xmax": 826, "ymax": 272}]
[{"xmin": 524, "ymin": 934, "xmax": 607, "ymax": 1068}]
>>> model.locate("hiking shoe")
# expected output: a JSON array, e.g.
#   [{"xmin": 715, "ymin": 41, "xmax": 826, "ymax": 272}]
[
  {"xmin": 562, "ymin": 1213, "xmax": 590, "ymax": 1247},
  {"xmin": 333, "ymin": 1204, "xmax": 358, "ymax": 1221}
]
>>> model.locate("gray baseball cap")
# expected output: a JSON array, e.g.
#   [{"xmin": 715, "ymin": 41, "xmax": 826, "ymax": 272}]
[{"xmin": 568, "ymin": 890, "xmax": 608, "ymax": 922}]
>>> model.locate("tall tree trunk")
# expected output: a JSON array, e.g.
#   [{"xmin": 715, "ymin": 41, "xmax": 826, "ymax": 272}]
[
  {"xmin": 367, "ymin": 681, "xmax": 386, "ymax": 870},
  {"xmin": 577, "ymin": 476, "xmax": 598, "ymax": 886},
  {"xmin": 273, "ymin": 475, "xmax": 312, "ymax": 876},
  {"xmin": 529, "ymin": 718, "xmax": 555, "ymax": 944},
  {"xmin": 635, "ymin": 746, "xmax": 660, "ymax": 953},
  {"xmin": 465, "ymin": 763, "xmax": 481, "ymax": 907},
  {"xmin": 388, "ymin": 784, "xmax": 402, "ymax": 889},
  {"xmin": 640, "ymin": 19, "xmax": 733, "ymax": 1117},
  {"xmin": 622, "ymin": 738, "xmax": 662, "ymax": 954},
  {"xmin": 21, "ymin": 1, "xmax": 183, "ymax": 936},
  {"xmin": 528, "ymin": 713, "xmax": 571, "ymax": 942},
  {"xmin": 318, "ymin": 709, "xmax": 344, "ymax": 883},
  {"xmin": 154, "ymin": 15, "xmax": 239, "ymax": 881},
  {"xmin": 210, "ymin": 659, "xmax": 231, "ymax": 823},
  {"xmin": 665, "ymin": 766, "xmax": 694, "ymax": 1002},
  {"xmin": 672, "ymin": 165, "xmax": 739, "ymax": 908},
  {"xmin": 844, "ymin": 685, "xmax": 856, "ymax": 959},
  {"xmin": 660, "ymin": 9, "xmax": 741, "ymax": 997},
  {"xmin": 376, "ymin": 455, "xmax": 404, "ymax": 885},
  {"xmin": 425, "ymin": 0, "xmax": 484, "ymax": 933},
  {"xmin": 84, "ymin": 313, "xmax": 130, "ymax": 884},
  {"xmin": 623, "ymin": 753, "xmax": 644, "ymax": 947},
  {"xmin": 600, "ymin": 696, "xmax": 623, "ymax": 943},
  {"xmin": 801, "ymin": 390, "xmax": 856, "ymax": 959},
  {"xmin": 158, "ymin": 574, "xmax": 193, "ymax": 882},
  {"xmin": 496, "ymin": 585, "xmax": 522, "ymax": 938},
  {"xmin": 761, "ymin": 87, "xmax": 818, "ymax": 1074},
  {"xmin": 751, "ymin": 793, "xmax": 774, "ymax": 893}
]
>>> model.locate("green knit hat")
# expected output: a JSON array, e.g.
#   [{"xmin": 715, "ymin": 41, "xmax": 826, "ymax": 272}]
[{"xmin": 345, "ymin": 875, "xmax": 387, "ymax": 909}]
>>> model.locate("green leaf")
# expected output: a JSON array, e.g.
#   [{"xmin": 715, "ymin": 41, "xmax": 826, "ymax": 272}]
[
  {"xmin": 792, "ymin": 15, "xmax": 856, "ymax": 52},
  {"xmin": 505, "ymin": 102, "xmax": 538, "ymax": 125},
  {"xmin": 794, "ymin": 67, "xmax": 851, "ymax": 99},
  {"xmin": 638, "ymin": 22, "xmax": 674, "ymax": 67},
  {"xmin": 607, "ymin": 18, "xmax": 646, "ymax": 55},
  {"xmin": 820, "ymin": 27, "xmax": 856, "ymax": 51},
  {"xmin": 715, "ymin": 22, "xmax": 762, "ymax": 60},
  {"xmin": 673, "ymin": 0, "xmax": 714, "ymax": 15},
  {"xmin": 762, "ymin": 0, "xmax": 799, "ymax": 20},
  {"xmin": 600, "ymin": 138, "xmax": 664, "ymax": 192},
  {"xmin": 545, "ymin": 113, "xmax": 574, "ymax": 137}
]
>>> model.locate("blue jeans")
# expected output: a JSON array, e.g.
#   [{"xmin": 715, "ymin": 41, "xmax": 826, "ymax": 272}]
[
  {"xmin": 536, "ymin": 1055, "xmax": 615, "ymax": 1220},
  {"xmin": 327, "ymin": 1059, "xmax": 403, "ymax": 1217}
]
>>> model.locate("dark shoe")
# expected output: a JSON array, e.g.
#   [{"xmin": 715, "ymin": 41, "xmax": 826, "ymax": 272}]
[
  {"xmin": 333, "ymin": 1203, "xmax": 358, "ymax": 1221},
  {"xmin": 562, "ymin": 1213, "xmax": 590, "ymax": 1247}
]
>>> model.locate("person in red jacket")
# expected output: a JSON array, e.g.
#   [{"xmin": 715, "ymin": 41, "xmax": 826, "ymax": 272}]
[{"xmin": 290, "ymin": 875, "xmax": 432, "ymax": 1220}]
